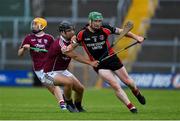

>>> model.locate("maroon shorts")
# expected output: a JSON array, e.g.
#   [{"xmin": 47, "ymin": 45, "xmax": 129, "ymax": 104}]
[{"xmin": 94, "ymin": 55, "xmax": 123, "ymax": 72}]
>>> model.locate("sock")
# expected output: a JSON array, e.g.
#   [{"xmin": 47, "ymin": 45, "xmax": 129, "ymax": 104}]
[
  {"xmin": 127, "ymin": 103, "xmax": 135, "ymax": 110},
  {"xmin": 62, "ymin": 94, "xmax": 68, "ymax": 102},
  {"xmin": 74, "ymin": 101, "xmax": 82, "ymax": 108},
  {"xmin": 132, "ymin": 88, "xmax": 140, "ymax": 96},
  {"xmin": 66, "ymin": 99, "xmax": 73, "ymax": 105},
  {"xmin": 59, "ymin": 100, "xmax": 65, "ymax": 105}
]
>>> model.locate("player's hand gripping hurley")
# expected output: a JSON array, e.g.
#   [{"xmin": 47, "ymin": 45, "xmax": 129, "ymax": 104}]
[
  {"xmin": 100, "ymin": 41, "xmax": 139, "ymax": 62},
  {"xmin": 99, "ymin": 21, "xmax": 134, "ymax": 62}
]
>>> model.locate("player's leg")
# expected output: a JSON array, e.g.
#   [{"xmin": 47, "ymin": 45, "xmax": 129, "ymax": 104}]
[
  {"xmin": 42, "ymin": 71, "xmax": 79, "ymax": 112},
  {"xmin": 53, "ymin": 74, "xmax": 73, "ymax": 101},
  {"xmin": 45, "ymin": 85, "xmax": 66, "ymax": 110},
  {"xmin": 114, "ymin": 66, "xmax": 146, "ymax": 105},
  {"xmin": 98, "ymin": 69, "xmax": 137, "ymax": 113},
  {"xmin": 61, "ymin": 70, "xmax": 85, "ymax": 112},
  {"xmin": 69, "ymin": 75, "xmax": 86, "ymax": 112},
  {"xmin": 53, "ymin": 74, "xmax": 79, "ymax": 112},
  {"xmin": 35, "ymin": 70, "xmax": 67, "ymax": 110},
  {"xmin": 53, "ymin": 70, "xmax": 82, "ymax": 113}
]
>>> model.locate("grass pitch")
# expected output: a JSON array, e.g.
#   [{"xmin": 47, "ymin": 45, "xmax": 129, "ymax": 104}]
[{"xmin": 0, "ymin": 87, "xmax": 180, "ymax": 120}]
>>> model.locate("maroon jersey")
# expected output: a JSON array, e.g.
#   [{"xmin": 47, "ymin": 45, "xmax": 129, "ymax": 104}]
[
  {"xmin": 20, "ymin": 33, "xmax": 54, "ymax": 71},
  {"xmin": 43, "ymin": 36, "xmax": 71, "ymax": 72}
]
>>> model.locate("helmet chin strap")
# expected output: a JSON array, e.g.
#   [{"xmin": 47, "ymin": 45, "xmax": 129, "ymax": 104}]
[
  {"xmin": 89, "ymin": 21, "xmax": 101, "ymax": 32},
  {"xmin": 32, "ymin": 29, "xmax": 42, "ymax": 34},
  {"xmin": 89, "ymin": 25, "xmax": 99, "ymax": 32},
  {"xmin": 93, "ymin": 27, "xmax": 100, "ymax": 31}
]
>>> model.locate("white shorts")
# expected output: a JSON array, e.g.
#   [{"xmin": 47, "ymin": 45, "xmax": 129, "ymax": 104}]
[
  {"xmin": 34, "ymin": 70, "xmax": 44, "ymax": 80},
  {"xmin": 34, "ymin": 70, "xmax": 51, "ymax": 85},
  {"xmin": 41, "ymin": 70, "xmax": 75, "ymax": 86}
]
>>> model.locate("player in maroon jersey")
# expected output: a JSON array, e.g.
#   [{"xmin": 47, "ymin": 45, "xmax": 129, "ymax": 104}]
[
  {"xmin": 18, "ymin": 17, "xmax": 66, "ymax": 110},
  {"xmin": 42, "ymin": 20, "xmax": 99, "ymax": 112},
  {"xmin": 71, "ymin": 11, "xmax": 146, "ymax": 113}
]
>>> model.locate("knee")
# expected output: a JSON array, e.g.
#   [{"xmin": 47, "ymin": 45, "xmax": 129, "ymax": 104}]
[
  {"xmin": 65, "ymin": 79, "xmax": 73, "ymax": 87},
  {"xmin": 77, "ymin": 84, "xmax": 84, "ymax": 93},
  {"xmin": 79, "ymin": 85, "xmax": 85, "ymax": 93},
  {"xmin": 76, "ymin": 83, "xmax": 85, "ymax": 94}
]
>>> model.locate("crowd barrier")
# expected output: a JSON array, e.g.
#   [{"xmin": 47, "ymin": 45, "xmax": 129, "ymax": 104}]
[
  {"xmin": 0, "ymin": 70, "xmax": 33, "ymax": 86},
  {"xmin": 0, "ymin": 70, "xmax": 180, "ymax": 89},
  {"xmin": 103, "ymin": 73, "xmax": 180, "ymax": 89}
]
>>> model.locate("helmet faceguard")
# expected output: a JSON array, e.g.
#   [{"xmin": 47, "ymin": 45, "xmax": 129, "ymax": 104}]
[
  {"xmin": 58, "ymin": 20, "xmax": 75, "ymax": 32},
  {"xmin": 88, "ymin": 12, "xmax": 103, "ymax": 31},
  {"xmin": 31, "ymin": 17, "xmax": 47, "ymax": 33},
  {"xmin": 59, "ymin": 20, "xmax": 75, "ymax": 40}
]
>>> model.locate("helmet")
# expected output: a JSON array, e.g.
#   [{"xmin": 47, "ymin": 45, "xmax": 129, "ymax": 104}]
[
  {"xmin": 31, "ymin": 17, "xmax": 47, "ymax": 30},
  {"xmin": 59, "ymin": 20, "xmax": 74, "ymax": 32},
  {"xmin": 88, "ymin": 11, "xmax": 103, "ymax": 21}
]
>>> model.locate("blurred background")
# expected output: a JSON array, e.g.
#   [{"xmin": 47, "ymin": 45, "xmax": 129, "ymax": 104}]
[{"xmin": 0, "ymin": 0, "xmax": 179, "ymax": 88}]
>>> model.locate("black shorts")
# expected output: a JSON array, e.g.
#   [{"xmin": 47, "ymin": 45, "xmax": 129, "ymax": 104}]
[{"xmin": 94, "ymin": 55, "xmax": 123, "ymax": 72}]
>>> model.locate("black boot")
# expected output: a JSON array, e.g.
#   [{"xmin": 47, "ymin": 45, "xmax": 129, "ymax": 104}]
[
  {"xmin": 132, "ymin": 89, "xmax": 146, "ymax": 105},
  {"xmin": 66, "ymin": 99, "xmax": 79, "ymax": 113},
  {"xmin": 75, "ymin": 102, "xmax": 86, "ymax": 112},
  {"xmin": 136, "ymin": 93, "xmax": 146, "ymax": 105}
]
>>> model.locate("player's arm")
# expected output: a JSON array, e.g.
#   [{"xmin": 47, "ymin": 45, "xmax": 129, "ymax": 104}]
[
  {"xmin": 64, "ymin": 50, "xmax": 99, "ymax": 67},
  {"xmin": 18, "ymin": 44, "xmax": 30, "ymax": 56},
  {"xmin": 115, "ymin": 28, "xmax": 145, "ymax": 43},
  {"xmin": 105, "ymin": 24, "xmax": 145, "ymax": 43},
  {"xmin": 70, "ymin": 35, "xmax": 80, "ymax": 49},
  {"xmin": 69, "ymin": 30, "xmax": 85, "ymax": 50},
  {"xmin": 63, "ymin": 35, "xmax": 80, "ymax": 52}
]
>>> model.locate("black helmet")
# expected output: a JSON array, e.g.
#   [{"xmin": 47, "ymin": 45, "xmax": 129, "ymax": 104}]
[{"xmin": 59, "ymin": 20, "xmax": 74, "ymax": 32}]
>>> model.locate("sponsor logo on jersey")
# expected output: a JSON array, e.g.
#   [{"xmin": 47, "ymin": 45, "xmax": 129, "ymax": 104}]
[
  {"xmin": 31, "ymin": 39, "xmax": 36, "ymax": 42},
  {"xmin": 87, "ymin": 41, "xmax": 105, "ymax": 50},
  {"xmin": 44, "ymin": 39, "xmax": 48, "ymax": 44},
  {"xmin": 92, "ymin": 36, "xmax": 97, "ymax": 42},
  {"xmin": 38, "ymin": 39, "xmax": 42, "ymax": 43},
  {"xmin": 99, "ymin": 35, "xmax": 104, "ymax": 40},
  {"xmin": 84, "ymin": 38, "xmax": 91, "ymax": 41},
  {"xmin": 35, "ymin": 44, "xmax": 45, "ymax": 48}
]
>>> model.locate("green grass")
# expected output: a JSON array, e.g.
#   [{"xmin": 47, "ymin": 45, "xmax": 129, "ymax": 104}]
[{"xmin": 0, "ymin": 87, "xmax": 180, "ymax": 120}]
